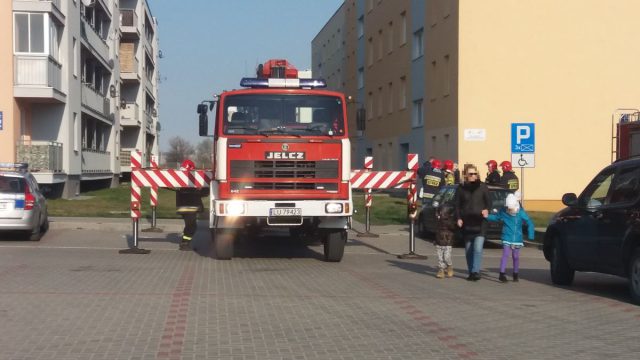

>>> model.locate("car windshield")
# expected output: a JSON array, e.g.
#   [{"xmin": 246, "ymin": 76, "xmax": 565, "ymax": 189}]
[
  {"xmin": 0, "ymin": 175, "xmax": 25, "ymax": 194},
  {"xmin": 222, "ymin": 94, "xmax": 345, "ymax": 136}
]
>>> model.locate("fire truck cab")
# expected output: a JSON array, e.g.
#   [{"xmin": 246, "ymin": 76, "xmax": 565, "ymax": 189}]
[{"xmin": 197, "ymin": 59, "xmax": 352, "ymax": 261}]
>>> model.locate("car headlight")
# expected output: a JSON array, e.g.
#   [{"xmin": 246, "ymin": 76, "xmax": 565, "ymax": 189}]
[
  {"xmin": 225, "ymin": 201, "xmax": 246, "ymax": 216},
  {"xmin": 325, "ymin": 203, "xmax": 343, "ymax": 214}
]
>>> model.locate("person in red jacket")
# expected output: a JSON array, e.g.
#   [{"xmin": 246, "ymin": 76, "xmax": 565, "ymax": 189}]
[{"xmin": 499, "ymin": 161, "xmax": 519, "ymax": 191}]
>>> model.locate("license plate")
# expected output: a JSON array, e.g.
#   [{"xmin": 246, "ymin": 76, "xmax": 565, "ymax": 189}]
[{"xmin": 269, "ymin": 208, "xmax": 301, "ymax": 216}]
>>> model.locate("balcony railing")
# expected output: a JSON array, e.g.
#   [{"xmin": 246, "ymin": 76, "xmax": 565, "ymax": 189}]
[
  {"xmin": 14, "ymin": 55, "xmax": 63, "ymax": 92},
  {"xmin": 120, "ymin": 102, "xmax": 140, "ymax": 125},
  {"xmin": 120, "ymin": 149, "xmax": 132, "ymax": 167},
  {"xmin": 80, "ymin": 17, "xmax": 110, "ymax": 65},
  {"xmin": 16, "ymin": 141, "xmax": 63, "ymax": 173},
  {"xmin": 81, "ymin": 83, "xmax": 111, "ymax": 119},
  {"xmin": 82, "ymin": 149, "xmax": 111, "ymax": 173}
]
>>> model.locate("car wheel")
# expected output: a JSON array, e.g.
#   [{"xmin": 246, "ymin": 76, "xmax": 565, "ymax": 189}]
[
  {"xmin": 41, "ymin": 213, "xmax": 49, "ymax": 233},
  {"xmin": 550, "ymin": 238, "xmax": 574, "ymax": 285},
  {"xmin": 629, "ymin": 248, "xmax": 640, "ymax": 305},
  {"xmin": 28, "ymin": 219, "xmax": 42, "ymax": 241}
]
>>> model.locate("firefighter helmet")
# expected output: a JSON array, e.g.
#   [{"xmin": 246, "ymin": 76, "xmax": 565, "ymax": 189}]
[
  {"xmin": 486, "ymin": 160, "xmax": 498, "ymax": 172},
  {"xmin": 499, "ymin": 160, "xmax": 512, "ymax": 172},
  {"xmin": 431, "ymin": 159, "xmax": 442, "ymax": 170},
  {"xmin": 443, "ymin": 160, "xmax": 454, "ymax": 171},
  {"xmin": 180, "ymin": 159, "xmax": 195, "ymax": 171}
]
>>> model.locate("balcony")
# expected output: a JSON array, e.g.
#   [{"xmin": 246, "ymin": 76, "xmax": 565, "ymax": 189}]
[
  {"xmin": 120, "ymin": 9, "xmax": 139, "ymax": 38},
  {"xmin": 120, "ymin": 102, "xmax": 140, "ymax": 126},
  {"xmin": 80, "ymin": 17, "xmax": 111, "ymax": 67},
  {"xmin": 120, "ymin": 56, "xmax": 140, "ymax": 82},
  {"xmin": 81, "ymin": 83, "xmax": 111, "ymax": 120},
  {"xmin": 13, "ymin": 0, "xmax": 65, "ymax": 24},
  {"xmin": 82, "ymin": 149, "xmax": 111, "ymax": 173},
  {"xmin": 16, "ymin": 141, "xmax": 63, "ymax": 173},
  {"xmin": 14, "ymin": 55, "xmax": 66, "ymax": 103}
]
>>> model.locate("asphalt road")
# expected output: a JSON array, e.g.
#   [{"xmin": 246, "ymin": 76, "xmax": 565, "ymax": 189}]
[{"xmin": 0, "ymin": 221, "xmax": 638, "ymax": 360}]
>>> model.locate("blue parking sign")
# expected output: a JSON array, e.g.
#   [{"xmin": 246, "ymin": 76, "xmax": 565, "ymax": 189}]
[{"xmin": 511, "ymin": 123, "xmax": 535, "ymax": 153}]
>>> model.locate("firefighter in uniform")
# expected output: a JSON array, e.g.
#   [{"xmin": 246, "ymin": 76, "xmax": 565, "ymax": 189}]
[
  {"xmin": 485, "ymin": 160, "xmax": 501, "ymax": 186},
  {"xmin": 499, "ymin": 160, "xmax": 519, "ymax": 192},
  {"xmin": 443, "ymin": 160, "xmax": 456, "ymax": 185},
  {"xmin": 420, "ymin": 158, "xmax": 445, "ymax": 205},
  {"xmin": 175, "ymin": 160, "xmax": 208, "ymax": 251}
]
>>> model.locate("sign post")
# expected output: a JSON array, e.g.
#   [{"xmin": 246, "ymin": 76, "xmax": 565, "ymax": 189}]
[{"xmin": 511, "ymin": 123, "xmax": 536, "ymax": 201}]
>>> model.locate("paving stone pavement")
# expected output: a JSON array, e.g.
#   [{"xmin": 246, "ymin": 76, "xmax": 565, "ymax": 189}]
[{"xmin": 0, "ymin": 221, "xmax": 639, "ymax": 360}]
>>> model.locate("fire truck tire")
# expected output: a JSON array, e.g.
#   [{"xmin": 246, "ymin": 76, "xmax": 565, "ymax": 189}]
[
  {"xmin": 324, "ymin": 230, "xmax": 347, "ymax": 262},
  {"xmin": 214, "ymin": 229, "xmax": 234, "ymax": 260}
]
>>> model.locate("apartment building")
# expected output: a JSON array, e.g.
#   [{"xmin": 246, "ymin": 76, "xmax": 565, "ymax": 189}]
[
  {"xmin": 0, "ymin": 0, "xmax": 159, "ymax": 198},
  {"xmin": 313, "ymin": 0, "xmax": 640, "ymax": 208}
]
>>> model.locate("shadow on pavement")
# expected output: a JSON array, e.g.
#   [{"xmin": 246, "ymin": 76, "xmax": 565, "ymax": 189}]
[
  {"xmin": 184, "ymin": 228, "xmax": 326, "ymax": 261},
  {"xmin": 487, "ymin": 266, "xmax": 634, "ymax": 305},
  {"xmin": 386, "ymin": 259, "xmax": 473, "ymax": 281}
]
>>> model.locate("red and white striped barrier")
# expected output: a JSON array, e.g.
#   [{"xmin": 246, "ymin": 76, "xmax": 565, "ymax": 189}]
[
  {"xmin": 407, "ymin": 154, "xmax": 419, "ymax": 219},
  {"xmin": 364, "ymin": 156, "xmax": 373, "ymax": 208},
  {"xmin": 349, "ymin": 170, "xmax": 414, "ymax": 189},
  {"xmin": 150, "ymin": 156, "xmax": 159, "ymax": 207}
]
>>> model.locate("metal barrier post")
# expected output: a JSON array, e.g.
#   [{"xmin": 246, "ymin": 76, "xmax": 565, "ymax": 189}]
[
  {"xmin": 120, "ymin": 151, "xmax": 151, "ymax": 254},
  {"xmin": 142, "ymin": 155, "xmax": 163, "ymax": 233},
  {"xmin": 358, "ymin": 156, "xmax": 379, "ymax": 238},
  {"xmin": 398, "ymin": 153, "xmax": 427, "ymax": 260}
]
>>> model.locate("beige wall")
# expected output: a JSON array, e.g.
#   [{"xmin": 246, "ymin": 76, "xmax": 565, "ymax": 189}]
[
  {"xmin": 458, "ymin": 0, "xmax": 640, "ymax": 200},
  {"xmin": 0, "ymin": 0, "xmax": 19, "ymax": 162},
  {"xmin": 364, "ymin": 0, "xmax": 411, "ymax": 170}
]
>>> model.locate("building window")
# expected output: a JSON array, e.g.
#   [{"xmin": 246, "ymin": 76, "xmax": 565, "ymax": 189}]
[
  {"xmin": 73, "ymin": 37, "xmax": 78, "ymax": 77},
  {"xmin": 443, "ymin": 54, "xmax": 450, "ymax": 96},
  {"xmin": 367, "ymin": 37, "xmax": 373, "ymax": 66},
  {"xmin": 387, "ymin": 21, "xmax": 394, "ymax": 53},
  {"xmin": 400, "ymin": 76, "xmax": 407, "ymax": 109},
  {"xmin": 377, "ymin": 29, "xmax": 383, "ymax": 61},
  {"xmin": 412, "ymin": 99, "xmax": 423, "ymax": 127},
  {"xmin": 14, "ymin": 13, "xmax": 45, "ymax": 53},
  {"xmin": 73, "ymin": 113, "xmax": 79, "ymax": 152},
  {"xmin": 357, "ymin": 67, "xmax": 364, "ymax": 89},
  {"xmin": 412, "ymin": 28, "xmax": 424, "ymax": 59},
  {"xmin": 357, "ymin": 16, "xmax": 364, "ymax": 38},
  {"xmin": 400, "ymin": 11, "xmax": 407, "ymax": 45},
  {"xmin": 388, "ymin": 82, "xmax": 393, "ymax": 114},
  {"xmin": 367, "ymin": 92, "xmax": 373, "ymax": 120},
  {"xmin": 377, "ymin": 87, "xmax": 383, "ymax": 117}
]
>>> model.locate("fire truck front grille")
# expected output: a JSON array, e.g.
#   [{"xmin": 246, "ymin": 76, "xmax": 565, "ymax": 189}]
[
  {"xmin": 231, "ymin": 182, "xmax": 339, "ymax": 191},
  {"xmin": 230, "ymin": 160, "xmax": 338, "ymax": 179}
]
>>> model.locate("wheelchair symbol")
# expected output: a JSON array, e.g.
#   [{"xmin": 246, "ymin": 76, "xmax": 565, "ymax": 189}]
[{"xmin": 518, "ymin": 154, "xmax": 528, "ymax": 167}]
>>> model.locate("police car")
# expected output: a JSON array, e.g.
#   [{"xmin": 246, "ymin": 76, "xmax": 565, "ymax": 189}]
[{"xmin": 0, "ymin": 163, "xmax": 49, "ymax": 240}]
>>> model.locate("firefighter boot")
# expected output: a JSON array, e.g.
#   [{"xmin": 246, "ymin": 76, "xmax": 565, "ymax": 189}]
[
  {"xmin": 179, "ymin": 235, "xmax": 192, "ymax": 251},
  {"xmin": 446, "ymin": 265, "xmax": 454, "ymax": 278}
]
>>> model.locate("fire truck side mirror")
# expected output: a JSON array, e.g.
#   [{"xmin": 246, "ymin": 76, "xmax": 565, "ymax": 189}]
[
  {"xmin": 356, "ymin": 108, "xmax": 366, "ymax": 131},
  {"xmin": 197, "ymin": 104, "xmax": 208, "ymax": 136}
]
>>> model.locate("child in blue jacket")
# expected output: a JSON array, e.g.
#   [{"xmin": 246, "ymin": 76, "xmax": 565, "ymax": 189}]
[{"xmin": 486, "ymin": 193, "xmax": 535, "ymax": 282}]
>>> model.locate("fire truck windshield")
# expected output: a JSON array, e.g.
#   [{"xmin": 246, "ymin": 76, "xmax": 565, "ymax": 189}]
[{"xmin": 222, "ymin": 94, "xmax": 345, "ymax": 137}]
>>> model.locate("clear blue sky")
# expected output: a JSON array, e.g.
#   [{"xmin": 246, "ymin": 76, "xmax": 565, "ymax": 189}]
[{"xmin": 149, "ymin": 0, "xmax": 344, "ymax": 151}]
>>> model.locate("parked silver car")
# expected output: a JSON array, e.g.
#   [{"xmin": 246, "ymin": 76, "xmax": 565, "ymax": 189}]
[{"xmin": 0, "ymin": 163, "xmax": 49, "ymax": 240}]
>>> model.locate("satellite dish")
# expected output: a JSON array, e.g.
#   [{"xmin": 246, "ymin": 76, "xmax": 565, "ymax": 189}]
[{"xmin": 81, "ymin": 0, "xmax": 95, "ymax": 7}]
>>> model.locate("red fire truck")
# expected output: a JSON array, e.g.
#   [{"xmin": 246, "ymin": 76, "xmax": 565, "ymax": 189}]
[
  {"xmin": 615, "ymin": 110, "xmax": 640, "ymax": 161},
  {"xmin": 196, "ymin": 59, "xmax": 352, "ymax": 261}
]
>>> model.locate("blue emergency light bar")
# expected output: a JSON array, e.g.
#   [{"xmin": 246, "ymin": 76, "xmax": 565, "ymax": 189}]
[{"xmin": 240, "ymin": 77, "xmax": 327, "ymax": 89}]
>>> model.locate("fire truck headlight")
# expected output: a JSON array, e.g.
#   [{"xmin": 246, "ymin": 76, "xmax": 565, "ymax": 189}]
[
  {"xmin": 225, "ymin": 201, "xmax": 246, "ymax": 216},
  {"xmin": 325, "ymin": 203, "xmax": 343, "ymax": 214}
]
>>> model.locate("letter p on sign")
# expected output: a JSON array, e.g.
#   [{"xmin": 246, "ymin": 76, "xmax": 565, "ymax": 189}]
[{"xmin": 511, "ymin": 123, "xmax": 535, "ymax": 153}]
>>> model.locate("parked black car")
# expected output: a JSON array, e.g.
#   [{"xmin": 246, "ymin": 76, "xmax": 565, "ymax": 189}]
[
  {"xmin": 417, "ymin": 184, "xmax": 513, "ymax": 245},
  {"xmin": 543, "ymin": 157, "xmax": 640, "ymax": 304}
]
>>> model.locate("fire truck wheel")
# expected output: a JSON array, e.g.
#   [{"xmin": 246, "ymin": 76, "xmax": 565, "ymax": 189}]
[
  {"xmin": 324, "ymin": 230, "xmax": 347, "ymax": 262},
  {"xmin": 214, "ymin": 229, "xmax": 235, "ymax": 260}
]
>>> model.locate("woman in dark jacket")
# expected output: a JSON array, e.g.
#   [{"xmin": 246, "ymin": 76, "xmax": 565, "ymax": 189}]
[{"xmin": 455, "ymin": 164, "xmax": 491, "ymax": 281}]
